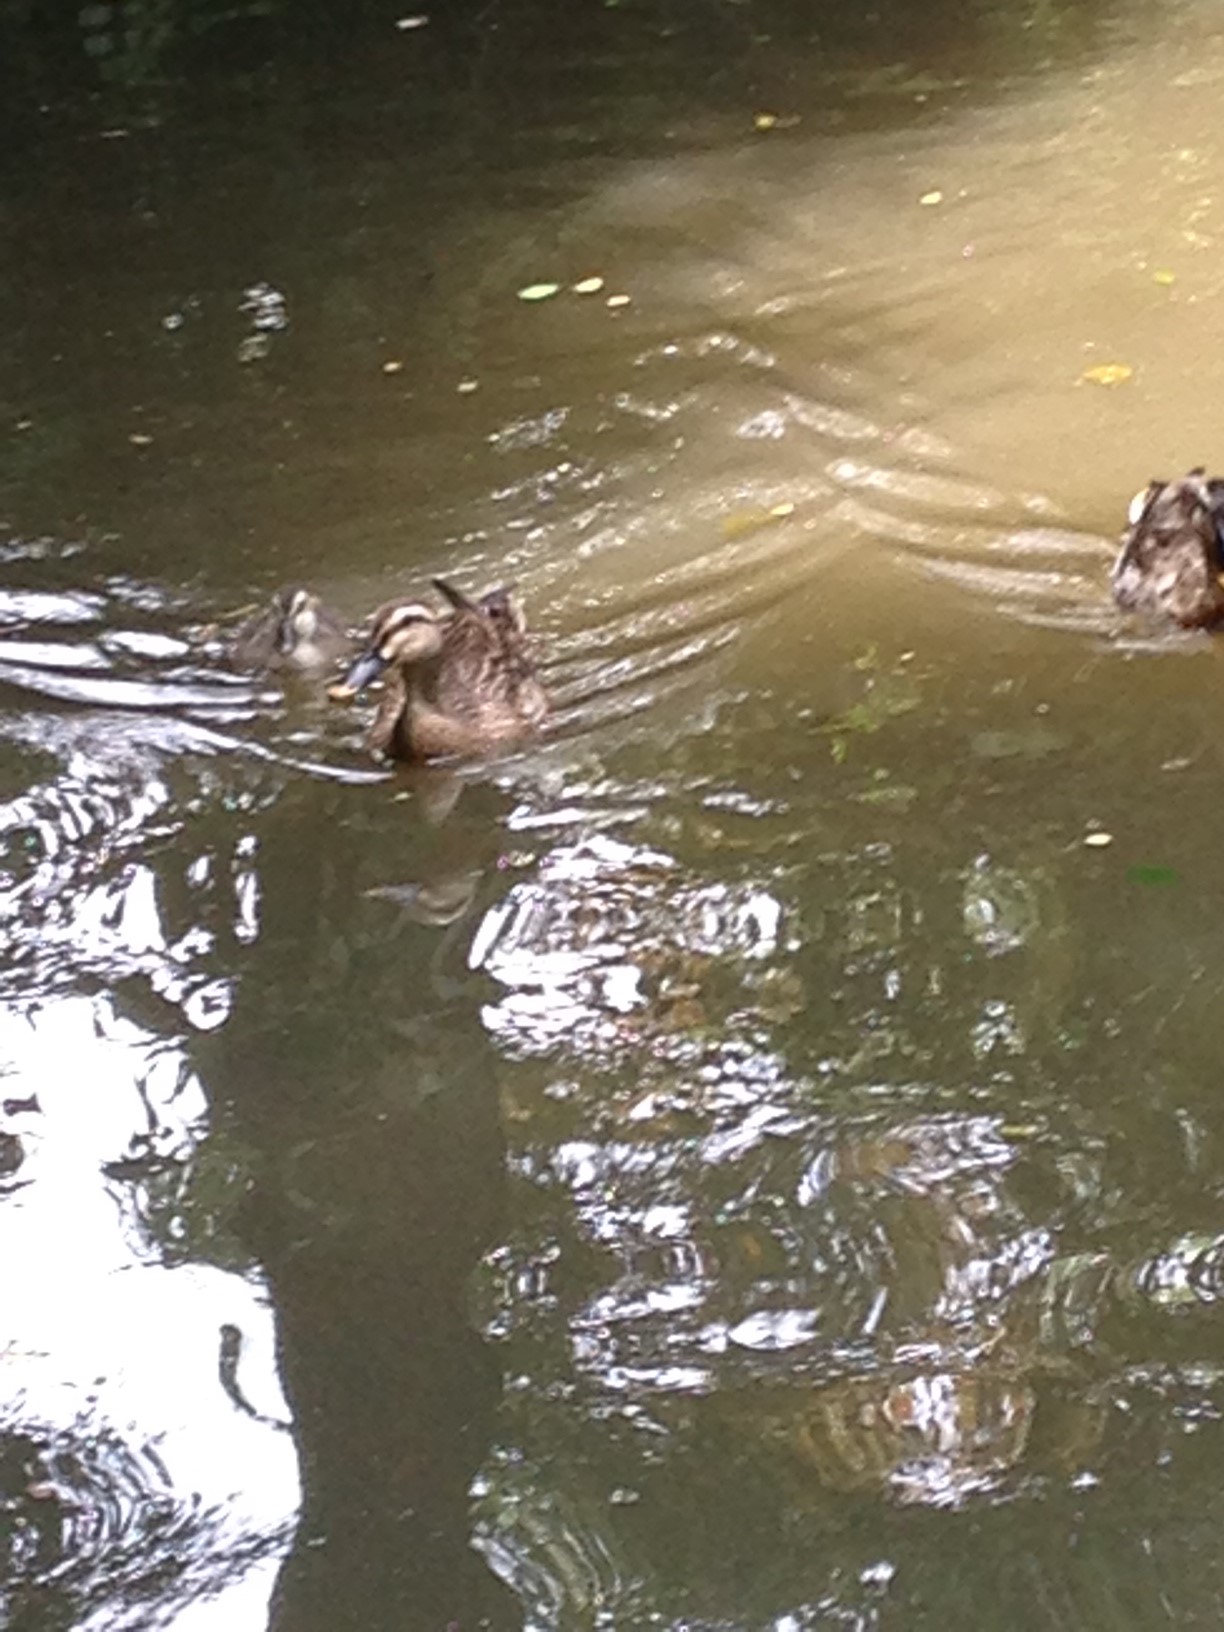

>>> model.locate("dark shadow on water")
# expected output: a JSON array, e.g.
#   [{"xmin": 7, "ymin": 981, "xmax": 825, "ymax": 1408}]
[
  {"xmin": 193, "ymin": 779, "xmax": 524, "ymax": 1631},
  {"xmin": 0, "ymin": 0, "xmax": 1148, "ymax": 137}
]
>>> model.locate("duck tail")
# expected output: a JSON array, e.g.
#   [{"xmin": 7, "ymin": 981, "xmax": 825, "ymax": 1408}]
[{"xmin": 432, "ymin": 578, "xmax": 479, "ymax": 614}]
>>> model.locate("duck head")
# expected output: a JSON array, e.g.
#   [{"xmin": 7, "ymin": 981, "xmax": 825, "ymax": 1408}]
[
  {"xmin": 230, "ymin": 584, "xmax": 348, "ymax": 672},
  {"xmin": 341, "ymin": 600, "xmax": 445, "ymax": 691},
  {"xmin": 275, "ymin": 587, "xmax": 327, "ymax": 655}
]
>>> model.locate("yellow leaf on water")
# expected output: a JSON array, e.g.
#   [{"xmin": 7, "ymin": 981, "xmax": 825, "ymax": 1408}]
[
  {"xmin": 723, "ymin": 502, "xmax": 796, "ymax": 538},
  {"xmin": 572, "ymin": 276, "xmax": 605, "ymax": 295},
  {"xmin": 754, "ymin": 113, "xmax": 778, "ymax": 130},
  {"xmin": 1083, "ymin": 831, "xmax": 1114, "ymax": 848},
  {"xmin": 605, "ymin": 293, "xmax": 632, "ymax": 309},
  {"xmin": 1153, "ymin": 269, "xmax": 1176, "ymax": 285},
  {"xmin": 722, "ymin": 509, "xmax": 768, "ymax": 539},
  {"xmin": 919, "ymin": 189, "xmax": 943, "ymax": 205},
  {"xmin": 1079, "ymin": 363, "xmax": 1133, "ymax": 387},
  {"xmin": 517, "ymin": 282, "xmax": 560, "ymax": 302}
]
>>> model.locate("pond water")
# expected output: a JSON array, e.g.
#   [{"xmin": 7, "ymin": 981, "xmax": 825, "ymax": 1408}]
[{"xmin": 4, "ymin": 0, "xmax": 1224, "ymax": 1626}]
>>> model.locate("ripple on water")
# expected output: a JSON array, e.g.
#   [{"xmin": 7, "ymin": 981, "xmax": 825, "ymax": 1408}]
[
  {"xmin": 0, "ymin": 566, "xmax": 393, "ymax": 1002},
  {"xmin": 0, "ymin": 1409, "xmax": 289, "ymax": 1626},
  {"xmin": 0, "ymin": 999, "xmax": 297, "ymax": 1628},
  {"xmin": 475, "ymin": 1453, "xmax": 631, "ymax": 1632}
]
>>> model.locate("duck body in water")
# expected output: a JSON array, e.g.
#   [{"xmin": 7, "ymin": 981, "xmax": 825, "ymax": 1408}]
[
  {"xmin": 1112, "ymin": 469, "xmax": 1224, "ymax": 629},
  {"xmin": 338, "ymin": 579, "xmax": 547, "ymax": 762},
  {"xmin": 230, "ymin": 587, "xmax": 352, "ymax": 674}
]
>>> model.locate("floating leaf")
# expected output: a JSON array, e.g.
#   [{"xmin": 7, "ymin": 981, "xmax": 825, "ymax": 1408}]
[
  {"xmin": 128, "ymin": 433, "xmax": 153, "ymax": 446},
  {"xmin": 919, "ymin": 189, "xmax": 943, "ymax": 205},
  {"xmin": 1079, "ymin": 363, "xmax": 1133, "ymax": 386},
  {"xmin": 605, "ymin": 293, "xmax": 632, "ymax": 309},
  {"xmin": 456, "ymin": 378, "xmax": 478, "ymax": 394},
  {"xmin": 517, "ymin": 282, "xmax": 560, "ymax": 302},
  {"xmin": 822, "ymin": 673, "xmax": 922, "ymax": 763},
  {"xmin": 853, "ymin": 783, "xmax": 918, "ymax": 810},
  {"xmin": 1127, "ymin": 863, "xmax": 1180, "ymax": 887},
  {"xmin": 722, "ymin": 503, "xmax": 796, "ymax": 539},
  {"xmin": 572, "ymin": 276, "xmax": 604, "ymax": 295},
  {"xmin": 1152, "ymin": 269, "xmax": 1176, "ymax": 285},
  {"xmin": 1082, "ymin": 832, "xmax": 1113, "ymax": 848},
  {"xmin": 753, "ymin": 111, "xmax": 801, "ymax": 131},
  {"xmin": 382, "ymin": 359, "xmax": 404, "ymax": 374},
  {"xmin": 722, "ymin": 508, "xmax": 771, "ymax": 540}
]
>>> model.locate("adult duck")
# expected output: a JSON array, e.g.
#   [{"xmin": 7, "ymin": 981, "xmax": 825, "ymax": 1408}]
[
  {"xmin": 1112, "ymin": 469, "xmax": 1224, "ymax": 628},
  {"xmin": 337, "ymin": 579, "xmax": 547, "ymax": 761}
]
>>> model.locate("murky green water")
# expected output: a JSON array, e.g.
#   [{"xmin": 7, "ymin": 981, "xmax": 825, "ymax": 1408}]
[{"xmin": 5, "ymin": 1, "xmax": 1224, "ymax": 1626}]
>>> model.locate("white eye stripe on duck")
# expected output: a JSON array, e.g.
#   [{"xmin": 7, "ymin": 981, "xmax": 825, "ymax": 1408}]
[
  {"xmin": 371, "ymin": 602, "xmax": 444, "ymax": 661},
  {"xmin": 375, "ymin": 601, "xmax": 437, "ymax": 636}
]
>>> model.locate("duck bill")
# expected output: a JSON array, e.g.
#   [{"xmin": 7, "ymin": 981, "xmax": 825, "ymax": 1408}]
[{"xmin": 343, "ymin": 649, "xmax": 388, "ymax": 691}]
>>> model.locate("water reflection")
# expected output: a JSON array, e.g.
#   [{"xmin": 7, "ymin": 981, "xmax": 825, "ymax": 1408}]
[
  {"xmin": 12, "ymin": 0, "xmax": 1224, "ymax": 1626},
  {"xmin": 192, "ymin": 781, "xmax": 522, "ymax": 1631},
  {"xmin": 0, "ymin": 713, "xmax": 526, "ymax": 1627},
  {"xmin": 0, "ymin": 1002, "xmax": 295, "ymax": 1632},
  {"xmin": 461, "ymin": 728, "xmax": 1224, "ymax": 1620}
]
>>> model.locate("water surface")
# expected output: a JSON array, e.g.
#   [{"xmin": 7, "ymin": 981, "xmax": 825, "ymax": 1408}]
[{"xmin": 4, "ymin": 2, "xmax": 1224, "ymax": 1627}]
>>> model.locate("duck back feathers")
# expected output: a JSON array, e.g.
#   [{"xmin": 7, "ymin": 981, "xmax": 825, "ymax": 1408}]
[{"xmin": 1112, "ymin": 470, "xmax": 1224, "ymax": 629}]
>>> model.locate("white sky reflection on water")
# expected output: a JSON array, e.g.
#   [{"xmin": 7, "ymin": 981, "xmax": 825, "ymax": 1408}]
[
  {"xmin": 472, "ymin": 832, "xmax": 789, "ymax": 1057},
  {"xmin": 0, "ymin": 1000, "xmax": 298, "ymax": 1630}
]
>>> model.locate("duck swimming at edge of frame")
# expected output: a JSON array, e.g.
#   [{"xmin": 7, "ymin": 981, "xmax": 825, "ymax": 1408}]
[{"xmin": 1112, "ymin": 468, "xmax": 1224, "ymax": 629}]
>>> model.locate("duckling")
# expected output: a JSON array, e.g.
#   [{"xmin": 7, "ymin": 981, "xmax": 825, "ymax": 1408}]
[
  {"xmin": 337, "ymin": 578, "xmax": 547, "ymax": 762},
  {"xmin": 1112, "ymin": 469, "xmax": 1224, "ymax": 629},
  {"xmin": 229, "ymin": 587, "xmax": 352, "ymax": 674}
]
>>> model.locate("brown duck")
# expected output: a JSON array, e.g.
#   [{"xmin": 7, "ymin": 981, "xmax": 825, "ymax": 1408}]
[
  {"xmin": 230, "ymin": 586, "xmax": 352, "ymax": 674},
  {"xmin": 337, "ymin": 579, "xmax": 548, "ymax": 761},
  {"xmin": 1112, "ymin": 469, "xmax": 1224, "ymax": 628}
]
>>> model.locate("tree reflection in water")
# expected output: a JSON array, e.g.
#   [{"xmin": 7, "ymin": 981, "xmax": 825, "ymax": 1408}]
[
  {"xmin": 5, "ymin": 603, "xmax": 1224, "ymax": 1626},
  {"xmin": 0, "ymin": 686, "xmax": 524, "ymax": 1629},
  {"xmin": 191, "ymin": 779, "xmax": 523, "ymax": 1631}
]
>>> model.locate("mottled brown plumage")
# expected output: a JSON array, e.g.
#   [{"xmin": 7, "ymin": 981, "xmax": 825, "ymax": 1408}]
[
  {"xmin": 1112, "ymin": 470, "xmax": 1224, "ymax": 629},
  {"xmin": 341, "ymin": 579, "xmax": 547, "ymax": 762}
]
